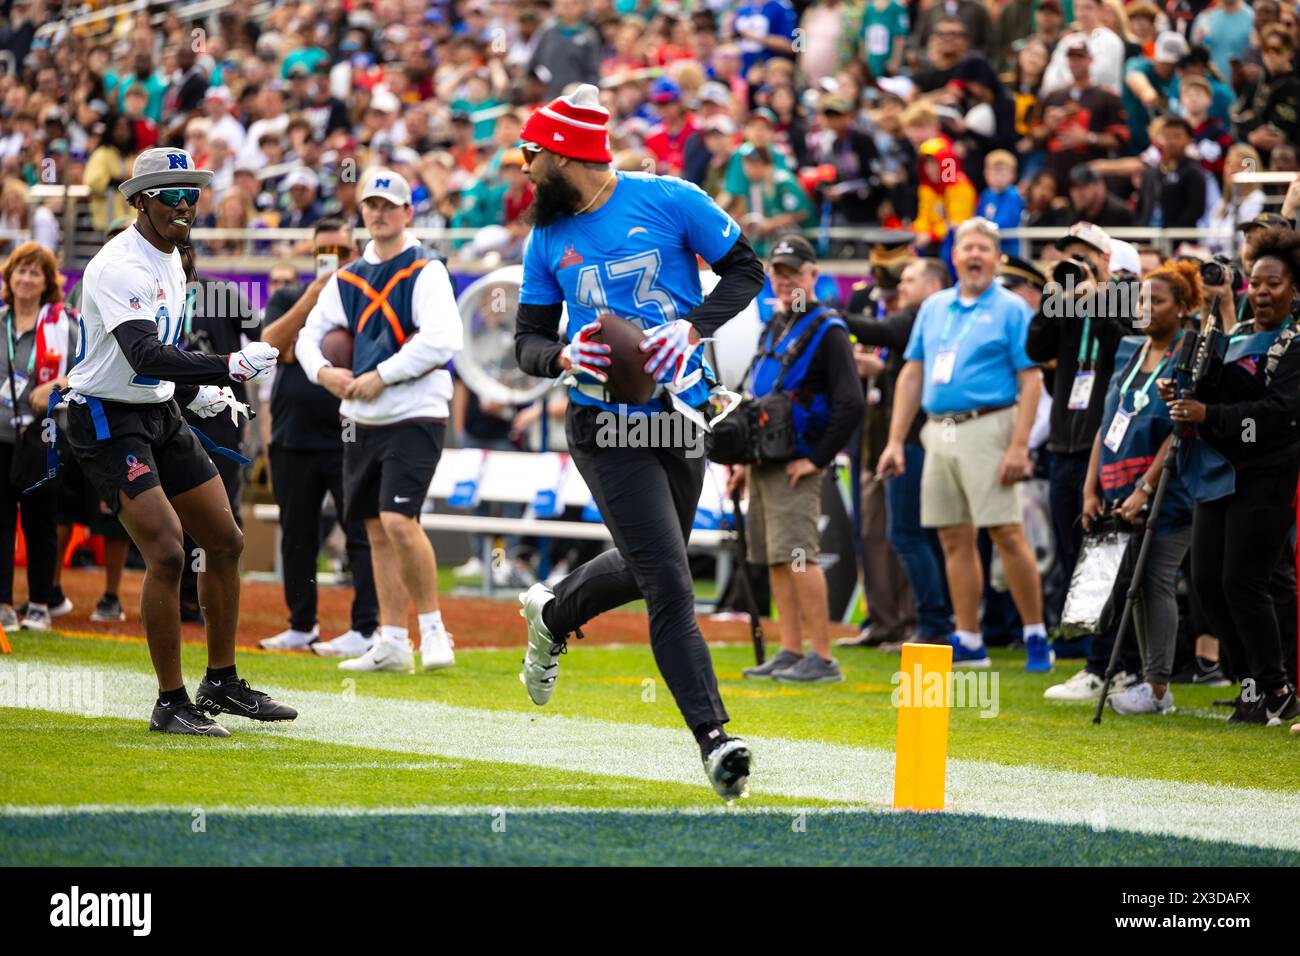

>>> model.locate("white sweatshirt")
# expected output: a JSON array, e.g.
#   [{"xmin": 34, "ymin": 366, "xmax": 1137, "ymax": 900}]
[
  {"xmin": 296, "ymin": 233, "xmax": 463, "ymax": 427},
  {"xmin": 1040, "ymin": 28, "xmax": 1126, "ymax": 97}
]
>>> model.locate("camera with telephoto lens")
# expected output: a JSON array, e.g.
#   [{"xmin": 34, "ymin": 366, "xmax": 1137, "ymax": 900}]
[
  {"xmin": 1051, "ymin": 256, "xmax": 1093, "ymax": 290},
  {"xmin": 1200, "ymin": 255, "xmax": 1244, "ymax": 290}
]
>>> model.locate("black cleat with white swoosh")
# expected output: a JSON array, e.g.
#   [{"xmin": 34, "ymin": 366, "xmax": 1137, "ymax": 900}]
[
  {"xmin": 195, "ymin": 676, "xmax": 298, "ymax": 722},
  {"xmin": 150, "ymin": 699, "xmax": 231, "ymax": 737}
]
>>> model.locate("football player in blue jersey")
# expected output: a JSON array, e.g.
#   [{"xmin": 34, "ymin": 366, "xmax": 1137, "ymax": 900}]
[{"xmin": 514, "ymin": 85, "xmax": 766, "ymax": 802}]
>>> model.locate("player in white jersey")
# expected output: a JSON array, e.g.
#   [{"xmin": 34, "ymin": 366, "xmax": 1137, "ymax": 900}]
[{"xmin": 66, "ymin": 147, "xmax": 293, "ymax": 736}]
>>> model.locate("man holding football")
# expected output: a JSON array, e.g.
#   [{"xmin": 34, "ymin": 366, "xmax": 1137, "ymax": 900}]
[{"xmin": 513, "ymin": 85, "xmax": 765, "ymax": 801}]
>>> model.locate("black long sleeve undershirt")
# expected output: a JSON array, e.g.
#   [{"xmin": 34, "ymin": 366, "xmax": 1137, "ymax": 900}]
[
  {"xmin": 514, "ymin": 234, "xmax": 766, "ymax": 379},
  {"xmin": 111, "ymin": 320, "xmax": 231, "ymax": 386}
]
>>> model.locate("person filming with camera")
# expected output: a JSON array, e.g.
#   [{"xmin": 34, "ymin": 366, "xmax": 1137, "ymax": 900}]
[
  {"xmin": 1159, "ymin": 227, "xmax": 1300, "ymax": 726},
  {"xmin": 1025, "ymin": 222, "xmax": 1131, "ymax": 636}
]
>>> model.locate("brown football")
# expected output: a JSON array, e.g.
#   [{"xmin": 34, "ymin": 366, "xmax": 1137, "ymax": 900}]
[
  {"xmin": 321, "ymin": 327, "xmax": 354, "ymax": 370},
  {"xmin": 591, "ymin": 313, "xmax": 655, "ymax": 405}
]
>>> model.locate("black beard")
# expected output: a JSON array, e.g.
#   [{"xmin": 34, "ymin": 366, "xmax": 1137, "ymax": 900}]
[{"xmin": 525, "ymin": 173, "xmax": 585, "ymax": 228}]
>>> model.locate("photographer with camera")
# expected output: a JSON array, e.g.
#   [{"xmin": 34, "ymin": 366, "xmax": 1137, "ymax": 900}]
[
  {"xmin": 731, "ymin": 235, "xmax": 864, "ymax": 683},
  {"xmin": 1159, "ymin": 227, "xmax": 1300, "ymax": 725},
  {"xmin": 1025, "ymin": 222, "xmax": 1131, "ymax": 631},
  {"xmin": 1047, "ymin": 261, "xmax": 1199, "ymax": 709}
]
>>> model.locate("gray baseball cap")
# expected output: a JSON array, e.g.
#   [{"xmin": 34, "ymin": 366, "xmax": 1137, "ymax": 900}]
[
  {"xmin": 359, "ymin": 166, "xmax": 412, "ymax": 206},
  {"xmin": 119, "ymin": 147, "xmax": 213, "ymax": 199}
]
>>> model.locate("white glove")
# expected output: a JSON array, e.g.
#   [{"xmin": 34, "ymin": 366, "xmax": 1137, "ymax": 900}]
[
  {"xmin": 639, "ymin": 319, "xmax": 702, "ymax": 387},
  {"xmin": 228, "ymin": 342, "xmax": 279, "ymax": 383},
  {"xmin": 560, "ymin": 319, "xmax": 612, "ymax": 382},
  {"xmin": 188, "ymin": 385, "xmax": 251, "ymax": 425}
]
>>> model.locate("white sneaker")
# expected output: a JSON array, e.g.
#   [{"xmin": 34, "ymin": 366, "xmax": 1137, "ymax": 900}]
[
  {"xmin": 312, "ymin": 629, "xmax": 375, "ymax": 657},
  {"xmin": 20, "ymin": 605, "xmax": 50, "ymax": 631},
  {"xmin": 519, "ymin": 582, "xmax": 564, "ymax": 705},
  {"xmin": 338, "ymin": 636, "xmax": 414, "ymax": 673},
  {"xmin": 420, "ymin": 626, "xmax": 455, "ymax": 671},
  {"xmin": 453, "ymin": 557, "xmax": 484, "ymax": 580},
  {"xmin": 1044, "ymin": 668, "xmax": 1130, "ymax": 702},
  {"xmin": 49, "ymin": 595, "xmax": 73, "ymax": 617},
  {"xmin": 1108, "ymin": 681, "xmax": 1175, "ymax": 716},
  {"xmin": 259, "ymin": 625, "xmax": 319, "ymax": 651},
  {"xmin": 544, "ymin": 561, "xmax": 570, "ymax": 589}
]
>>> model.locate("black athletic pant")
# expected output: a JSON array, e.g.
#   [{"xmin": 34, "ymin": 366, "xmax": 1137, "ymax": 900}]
[
  {"xmin": 270, "ymin": 445, "xmax": 378, "ymax": 635},
  {"xmin": 1191, "ymin": 464, "xmax": 1300, "ymax": 695},
  {"xmin": 546, "ymin": 405, "xmax": 728, "ymax": 730},
  {"xmin": 0, "ymin": 440, "xmax": 57, "ymax": 606}
]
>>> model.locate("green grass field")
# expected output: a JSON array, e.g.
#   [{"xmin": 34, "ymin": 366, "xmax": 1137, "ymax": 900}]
[{"xmin": 3, "ymin": 629, "xmax": 1298, "ymax": 866}]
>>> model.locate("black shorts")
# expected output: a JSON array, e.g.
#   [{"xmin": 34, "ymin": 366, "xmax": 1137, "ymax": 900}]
[
  {"xmin": 56, "ymin": 451, "xmax": 129, "ymax": 538},
  {"xmin": 66, "ymin": 397, "xmax": 220, "ymax": 514},
  {"xmin": 343, "ymin": 419, "xmax": 445, "ymax": 521}
]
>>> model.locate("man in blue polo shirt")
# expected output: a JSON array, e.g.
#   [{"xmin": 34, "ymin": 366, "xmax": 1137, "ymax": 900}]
[{"xmin": 878, "ymin": 217, "xmax": 1051, "ymax": 672}]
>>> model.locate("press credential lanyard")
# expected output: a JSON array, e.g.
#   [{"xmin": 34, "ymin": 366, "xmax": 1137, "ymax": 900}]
[
  {"xmin": 1067, "ymin": 315, "xmax": 1102, "ymax": 410},
  {"xmin": 1118, "ymin": 331, "xmax": 1181, "ymax": 414},
  {"xmin": 932, "ymin": 300, "xmax": 979, "ymax": 385}
]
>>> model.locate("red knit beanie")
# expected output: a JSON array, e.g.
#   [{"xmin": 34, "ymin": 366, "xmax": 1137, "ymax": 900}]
[{"xmin": 520, "ymin": 84, "xmax": 613, "ymax": 164}]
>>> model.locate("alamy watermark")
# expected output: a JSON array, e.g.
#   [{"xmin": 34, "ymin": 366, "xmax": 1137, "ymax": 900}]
[
  {"xmin": 0, "ymin": 663, "xmax": 105, "ymax": 716},
  {"xmin": 594, "ymin": 406, "xmax": 706, "ymax": 459},
  {"xmin": 891, "ymin": 664, "xmax": 1000, "ymax": 718}
]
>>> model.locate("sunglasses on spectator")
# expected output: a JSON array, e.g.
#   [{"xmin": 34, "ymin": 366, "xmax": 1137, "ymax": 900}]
[
  {"xmin": 314, "ymin": 244, "xmax": 351, "ymax": 258},
  {"xmin": 1264, "ymin": 45, "xmax": 1287, "ymax": 54},
  {"xmin": 936, "ymin": 29, "xmax": 966, "ymax": 37},
  {"xmin": 141, "ymin": 187, "xmax": 200, "ymax": 207}
]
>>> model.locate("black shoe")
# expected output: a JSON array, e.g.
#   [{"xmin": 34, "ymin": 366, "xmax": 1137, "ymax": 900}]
[
  {"xmin": 1227, "ymin": 690, "xmax": 1267, "ymax": 724},
  {"xmin": 195, "ymin": 675, "xmax": 298, "ymax": 722},
  {"xmin": 1171, "ymin": 656, "xmax": 1231, "ymax": 687},
  {"xmin": 90, "ymin": 593, "xmax": 126, "ymax": 623},
  {"xmin": 150, "ymin": 699, "xmax": 231, "ymax": 737},
  {"xmin": 1263, "ymin": 686, "xmax": 1300, "ymax": 727}
]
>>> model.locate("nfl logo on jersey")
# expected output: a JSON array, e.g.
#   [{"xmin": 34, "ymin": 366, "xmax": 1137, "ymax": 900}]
[{"xmin": 129, "ymin": 295, "xmax": 142, "ymax": 310}]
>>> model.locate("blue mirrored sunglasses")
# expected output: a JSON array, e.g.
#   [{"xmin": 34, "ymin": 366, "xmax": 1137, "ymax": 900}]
[{"xmin": 141, "ymin": 187, "xmax": 201, "ymax": 207}]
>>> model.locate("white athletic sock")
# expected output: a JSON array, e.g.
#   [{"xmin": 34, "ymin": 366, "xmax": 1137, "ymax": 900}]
[
  {"xmin": 418, "ymin": 610, "xmax": 444, "ymax": 633},
  {"xmin": 956, "ymin": 630, "xmax": 983, "ymax": 650},
  {"xmin": 1023, "ymin": 622, "xmax": 1047, "ymax": 641},
  {"xmin": 380, "ymin": 625, "xmax": 409, "ymax": 646}
]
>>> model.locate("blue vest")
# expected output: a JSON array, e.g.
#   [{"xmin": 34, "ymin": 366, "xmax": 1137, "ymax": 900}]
[
  {"xmin": 1174, "ymin": 325, "xmax": 1237, "ymax": 502},
  {"xmin": 335, "ymin": 246, "xmax": 429, "ymax": 375},
  {"xmin": 748, "ymin": 305, "xmax": 847, "ymax": 458}
]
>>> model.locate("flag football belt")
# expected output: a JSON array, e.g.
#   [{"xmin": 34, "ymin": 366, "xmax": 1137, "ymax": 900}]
[
  {"xmin": 927, "ymin": 403, "xmax": 1015, "ymax": 426},
  {"xmin": 574, "ymin": 381, "xmax": 665, "ymax": 404}
]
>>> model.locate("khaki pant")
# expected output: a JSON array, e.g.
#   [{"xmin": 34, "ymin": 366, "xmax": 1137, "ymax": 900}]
[
  {"xmin": 919, "ymin": 407, "xmax": 1023, "ymax": 528},
  {"xmin": 747, "ymin": 462, "xmax": 823, "ymax": 566}
]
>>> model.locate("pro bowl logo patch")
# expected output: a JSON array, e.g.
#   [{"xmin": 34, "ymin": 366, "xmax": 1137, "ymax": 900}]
[
  {"xmin": 125, "ymin": 454, "xmax": 151, "ymax": 482},
  {"xmin": 559, "ymin": 244, "xmax": 584, "ymax": 269}
]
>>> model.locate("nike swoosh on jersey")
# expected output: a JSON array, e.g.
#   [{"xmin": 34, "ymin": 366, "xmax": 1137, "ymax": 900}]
[{"xmin": 722, "ymin": 221, "xmax": 734, "ymax": 237}]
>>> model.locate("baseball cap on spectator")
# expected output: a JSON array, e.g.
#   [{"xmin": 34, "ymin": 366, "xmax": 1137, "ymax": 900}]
[
  {"xmin": 769, "ymin": 234, "xmax": 817, "ymax": 268},
  {"xmin": 651, "ymin": 78, "xmax": 681, "ymax": 104},
  {"xmin": 1155, "ymin": 31, "xmax": 1190, "ymax": 64},
  {"xmin": 359, "ymin": 167, "xmax": 412, "ymax": 206},
  {"xmin": 697, "ymin": 81, "xmax": 732, "ymax": 107},
  {"xmin": 1241, "ymin": 212, "xmax": 1293, "ymax": 233},
  {"xmin": 875, "ymin": 76, "xmax": 916, "ymax": 100},
  {"xmin": 703, "ymin": 115, "xmax": 736, "ymax": 136},
  {"xmin": 205, "ymin": 86, "xmax": 234, "ymax": 103},
  {"xmin": 750, "ymin": 107, "xmax": 779, "ymax": 126},
  {"xmin": 391, "ymin": 147, "xmax": 422, "ymax": 167},
  {"xmin": 1109, "ymin": 239, "xmax": 1141, "ymax": 276},
  {"xmin": 998, "ymin": 253, "xmax": 1047, "ymax": 291},
  {"xmin": 370, "ymin": 90, "xmax": 400, "ymax": 114},
  {"xmin": 119, "ymin": 146, "xmax": 214, "ymax": 198},
  {"xmin": 283, "ymin": 167, "xmax": 320, "ymax": 191},
  {"xmin": 520, "ymin": 84, "xmax": 613, "ymax": 163},
  {"xmin": 1068, "ymin": 164, "xmax": 1104, "ymax": 187},
  {"xmin": 1125, "ymin": 1, "xmax": 1160, "ymax": 21},
  {"xmin": 1038, "ymin": 0, "xmax": 1063, "ymax": 13},
  {"xmin": 820, "ymin": 95, "xmax": 854, "ymax": 116},
  {"xmin": 1055, "ymin": 221, "xmax": 1113, "ymax": 257},
  {"xmin": 1180, "ymin": 73, "xmax": 1212, "ymax": 96},
  {"xmin": 1064, "ymin": 36, "xmax": 1090, "ymax": 56}
]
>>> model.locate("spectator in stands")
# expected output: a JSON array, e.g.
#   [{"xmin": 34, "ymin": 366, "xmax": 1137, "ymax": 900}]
[
  {"xmin": 1066, "ymin": 165, "xmax": 1135, "ymax": 229},
  {"xmin": 83, "ymin": 113, "xmax": 137, "ymax": 233},
  {"xmin": 1240, "ymin": 25, "xmax": 1300, "ymax": 163},
  {"xmin": 807, "ymin": 95, "xmax": 881, "ymax": 227},
  {"xmin": 121, "ymin": 85, "xmax": 159, "ymax": 153},
  {"xmin": 978, "ymin": 151, "xmax": 1024, "ymax": 255},
  {"xmin": 915, "ymin": 0, "xmax": 995, "ymax": 60},
  {"xmin": 1035, "ymin": 37, "xmax": 1129, "ymax": 187},
  {"xmin": 908, "ymin": 113, "xmax": 976, "ymax": 258},
  {"xmin": 697, "ymin": 116, "xmax": 736, "ymax": 198},
  {"xmin": 258, "ymin": 219, "xmax": 378, "ymax": 657},
  {"xmin": 161, "ymin": 44, "xmax": 210, "ymax": 147},
  {"xmin": 1098, "ymin": 0, "xmax": 1141, "ymax": 61},
  {"xmin": 879, "ymin": 218, "xmax": 1050, "ymax": 671},
  {"xmin": 105, "ymin": 51, "xmax": 166, "ymax": 123},
  {"xmin": 1181, "ymin": 75, "xmax": 1236, "ymax": 189},
  {"xmin": 859, "ymin": 0, "xmax": 909, "ymax": 79},
  {"xmin": 1125, "ymin": 2, "xmax": 1159, "ymax": 58},
  {"xmin": 729, "ymin": 0, "xmax": 798, "ymax": 76},
  {"xmin": 947, "ymin": 56, "xmax": 1017, "ymax": 190},
  {"xmin": 1122, "ymin": 31, "xmax": 1188, "ymax": 153},
  {"xmin": 1163, "ymin": 227, "xmax": 1300, "ymax": 726},
  {"xmin": 729, "ymin": 145, "xmax": 814, "ymax": 258},
  {"xmin": 914, "ymin": 17, "xmax": 969, "ymax": 93},
  {"xmin": 644, "ymin": 79, "xmax": 697, "ymax": 178},
  {"xmin": 1041, "ymin": 0, "xmax": 1126, "ymax": 95},
  {"xmin": 1191, "ymin": 0, "xmax": 1256, "ymax": 84},
  {"xmin": 0, "ymin": 241, "xmax": 72, "ymax": 632},
  {"xmin": 0, "ymin": 179, "xmax": 58, "ymax": 255},
  {"xmin": 733, "ymin": 235, "xmax": 863, "ymax": 683},
  {"xmin": 280, "ymin": 167, "xmax": 324, "ymax": 231},
  {"xmin": 528, "ymin": 0, "xmax": 603, "ymax": 99},
  {"xmin": 842, "ymin": 257, "xmax": 956, "ymax": 652},
  {"xmin": 1137, "ymin": 115, "xmax": 1207, "ymax": 229}
]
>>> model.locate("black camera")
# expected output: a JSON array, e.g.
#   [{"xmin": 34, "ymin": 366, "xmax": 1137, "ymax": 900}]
[
  {"xmin": 1200, "ymin": 255, "xmax": 1244, "ymax": 290},
  {"xmin": 1052, "ymin": 256, "xmax": 1093, "ymax": 288}
]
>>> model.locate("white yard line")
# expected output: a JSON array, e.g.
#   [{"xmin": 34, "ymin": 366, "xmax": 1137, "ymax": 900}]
[{"xmin": 3, "ymin": 658, "xmax": 1297, "ymax": 850}]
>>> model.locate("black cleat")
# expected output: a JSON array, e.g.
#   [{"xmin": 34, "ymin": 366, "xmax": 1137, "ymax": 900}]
[
  {"xmin": 150, "ymin": 699, "xmax": 231, "ymax": 737},
  {"xmin": 195, "ymin": 676, "xmax": 298, "ymax": 722}
]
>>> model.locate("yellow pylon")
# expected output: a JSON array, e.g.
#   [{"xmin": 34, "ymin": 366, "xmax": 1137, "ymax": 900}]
[{"xmin": 892, "ymin": 641, "xmax": 953, "ymax": 811}]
